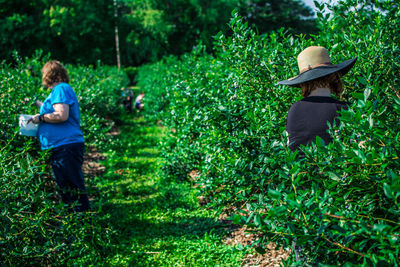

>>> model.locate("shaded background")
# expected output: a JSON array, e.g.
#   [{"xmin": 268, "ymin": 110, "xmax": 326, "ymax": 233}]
[{"xmin": 0, "ymin": 0, "xmax": 318, "ymax": 67}]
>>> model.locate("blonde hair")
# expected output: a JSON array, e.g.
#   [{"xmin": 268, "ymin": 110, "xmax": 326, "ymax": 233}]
[
  {"xmin": 300, "ymin": 72, "xmax": 342, "ymax": 98},
  {"xmin": 41, "ymin": 61, "xmax": 69, "ymax": 88}
]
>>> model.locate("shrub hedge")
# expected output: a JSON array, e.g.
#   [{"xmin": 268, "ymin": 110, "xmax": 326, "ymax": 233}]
[
  {"xmin": 0, "ymin": 52, "xmax": 128, "ymax": 265},
  {"xmin": 137, "ymin": 0, "xmax": 400, "ymax": 264}
]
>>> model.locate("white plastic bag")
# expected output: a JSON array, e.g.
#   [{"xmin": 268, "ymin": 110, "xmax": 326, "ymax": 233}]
[{"xmin": 19, "ymin": 114, "xmax": 38, "ymax": 137}]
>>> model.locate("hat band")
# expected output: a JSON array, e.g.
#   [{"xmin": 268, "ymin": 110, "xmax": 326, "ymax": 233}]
[{"xmin": 299, "ymin": 62, "xmax": 333, "ymax": 74}]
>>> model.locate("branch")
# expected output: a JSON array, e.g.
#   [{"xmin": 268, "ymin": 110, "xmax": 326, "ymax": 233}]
[{"xmin": 322, "ymin": 236, "xmax": 367, "ymax": 258}]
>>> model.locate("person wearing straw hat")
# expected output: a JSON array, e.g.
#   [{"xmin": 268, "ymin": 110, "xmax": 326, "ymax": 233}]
[{"xmin": 278, "ymin": 46, "xmax": 357, "ymax": 152}]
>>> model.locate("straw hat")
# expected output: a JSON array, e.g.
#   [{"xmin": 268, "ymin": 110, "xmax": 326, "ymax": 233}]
[{"xmin": 278, "ymin": 46, "xmax": 357, "ymax": 87}]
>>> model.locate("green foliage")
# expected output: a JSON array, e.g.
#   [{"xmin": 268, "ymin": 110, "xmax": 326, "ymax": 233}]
[
  {"xmin": 122, "ymin": 0, "xmax": 316, "ymax": 65},
  {"xmin": 123, "ymin": 66, "xmax": 139, "ymax": 85},
  {"xmin": 0, "ymin": 51, "xmax": 128, "ymax": 265},
  {"xmin": 0, "ymin": 0, "xmax": 316, "ymax": 66},
  {"xmin": 0, "ymin": 0, "xmax": 116, "ymax": 65},
  {"xmin": 137, "ymin": 0, "xmax": 400, "ymax": 264}
]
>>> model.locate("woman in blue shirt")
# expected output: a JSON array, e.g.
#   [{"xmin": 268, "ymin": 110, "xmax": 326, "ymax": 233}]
[{"xmin": 30, "ymin": 61, "xmax": 89, "ymax": 212}]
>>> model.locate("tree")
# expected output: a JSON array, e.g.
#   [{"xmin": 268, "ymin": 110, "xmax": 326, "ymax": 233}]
[
  {"xmin": 0, "ymin": 0, "xmax": 116, "ymax": 65},
  {"xmin": 0, "ymin": 0, "xmax": 317, "ymax": 65},
  {"xmin": 120, "ymin": 0, "xmax": 317, "ymax": 65},
  {"xmin": 237, "ymin": 0, "xmax": 316, "ymax": 34}
]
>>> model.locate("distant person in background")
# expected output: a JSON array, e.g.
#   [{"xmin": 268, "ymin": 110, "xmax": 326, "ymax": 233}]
[
  {"xmin": 135, "ymin": 91, "xmax": 145, "ymax": 111},
  {"xmin": 29, "ymin": 60, "xmax": 89, "ymax": 212},
  {"xmin": 122, "ymin": 87, "xmax": 134, "ymax": 113},
  {"xmin": 279, "ymin": 46, "xmax": 357, "ymax": 152}
]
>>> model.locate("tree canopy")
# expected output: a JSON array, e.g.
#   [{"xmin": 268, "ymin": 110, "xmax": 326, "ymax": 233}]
[{"xmin": 0, "ymin": 0, "xmax": 316, "ymax": 66}]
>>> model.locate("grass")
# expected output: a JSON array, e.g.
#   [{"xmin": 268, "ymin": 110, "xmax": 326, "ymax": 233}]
[{"xmin": 92, "ymin": 114, "xmax": 245, "ymax": 266}]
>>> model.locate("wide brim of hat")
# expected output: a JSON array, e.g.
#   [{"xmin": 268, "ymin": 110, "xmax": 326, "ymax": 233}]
[{"xmin": 278, "ymin": 57, "xmax": 357, "ymax": 87}]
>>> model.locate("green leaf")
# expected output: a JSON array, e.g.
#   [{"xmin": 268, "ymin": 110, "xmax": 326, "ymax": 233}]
[
  {"xmin": 315, "ymin": 136, "xmax": 326, "ymax": 147},
  {"xmin": 383, "ymin": 183, "xmax": 393, "ymax": 199},
  {"xmin": 287, "ymin": 223, "xmax": 296, "ymax": 233},
  {"xmin": 255, "ymin": 246, "xmax": 266, "ymax": 254},
  {"xmin": 327, "ymin": 171, "xmax": 340, "ymax": 181},
  {"xmin": 353, "ymin": 92, "xmax": 364, "ymax": 100},
  {"xmin": 268, "ymin": 189, "xmax": 281, "ymax": 199},
  {"xmin": 254, "ymin": 214, "xmax": 262, "ymax": 226},
  {"xmin": 358, "ymin": 77, "xmax": 368, "ymax": 86},
  {"xmin": 354, "ymin": 149, "xmax": 366, "ymax": 163},
  {"xmin": 393, "ymin": 95, "xmax": 400, "ymax": 106},
  {"xmin": 218, "ymin": 105, "xmax": 227, "ymax": 112},
  {"xmin": 260, "ymin": 137, "xmax": 267, "ymax": 147},
  {"xmin": 373, "ymin": 224, "xmax": 390, "ymax": 232},
  {"xmin": 364, "ymin": 88, "xmax": 371, "ymax": 102},
  {"xmin": 368, "ymin": 114, "xmax": 374, "ymax": 128}
]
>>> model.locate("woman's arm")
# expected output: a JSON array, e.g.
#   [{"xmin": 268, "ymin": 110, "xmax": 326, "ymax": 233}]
[
  {"xmin": 29, "ymin": 103, "xmax": 69, "ymax": 124},
  {"xmin": 44, "ymin": 103, "xmax": 69, "ymax": 123}
]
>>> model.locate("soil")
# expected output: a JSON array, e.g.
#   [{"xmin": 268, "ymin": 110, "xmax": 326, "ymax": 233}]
[
  {"xmin": 224, "ymin": 224, "xmax": 290, "ymax": 266},
  {"xmin": 82, "ymin": 146, "xmax": 106, "ymax": 176},
  {"xmin": 219, "ymin": 208, "xmax": 291, "ymax": 266}
]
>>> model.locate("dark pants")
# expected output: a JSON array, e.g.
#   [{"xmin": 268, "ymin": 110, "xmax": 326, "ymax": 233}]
[
  {"xmin": 123, "ymin": 99, "xmax": 133, "ymax": 112},
  {"xmin": 50, "ymin": 142, "xmax": 90, "ymax": 212}
]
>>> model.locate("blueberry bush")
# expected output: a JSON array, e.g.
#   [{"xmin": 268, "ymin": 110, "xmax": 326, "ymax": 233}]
[
  {"xmin": 0, "ymin": 52, "xmax": 128, "ymax": 265},
  {"xmin": 137, "ymin": 0, "xmax": 400, "ymax": 264}
]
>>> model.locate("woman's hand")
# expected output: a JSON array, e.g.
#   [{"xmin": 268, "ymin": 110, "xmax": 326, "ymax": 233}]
[
  {"xmin": 27, "ymin": 114, "xmax": 41, "ymax": 124},
  {"xmin": 27, "ymin": 103, "xmax": 70, "ymax": 124}
]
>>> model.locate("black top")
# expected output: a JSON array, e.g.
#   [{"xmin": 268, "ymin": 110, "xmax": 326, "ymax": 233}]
[{"xmin": 286, "ymin": 96, "xmax": 349, "ymax": 151}]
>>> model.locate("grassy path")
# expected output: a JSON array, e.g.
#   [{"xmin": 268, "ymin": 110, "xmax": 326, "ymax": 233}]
[{"xmin": 95, "ymin": 115, "xmax": 244, "ymax": 266}]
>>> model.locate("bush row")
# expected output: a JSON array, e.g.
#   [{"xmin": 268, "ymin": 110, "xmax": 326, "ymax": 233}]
[
  {"xmin": 0, "ymin": 52, "xmax": 129, "ymax": 265},
  {"xmin": 137, "ymin": 1, "xmax": 400, "ymax": 265}
]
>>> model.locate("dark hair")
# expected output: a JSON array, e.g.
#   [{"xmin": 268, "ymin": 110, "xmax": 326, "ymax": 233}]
[
  {"xmin": 41, "ymin": 61, "xmax": 69, "ymax": 88},
  {"xmin": 300, "ymin": 72, "xmax": 342, "ymax": 97}
]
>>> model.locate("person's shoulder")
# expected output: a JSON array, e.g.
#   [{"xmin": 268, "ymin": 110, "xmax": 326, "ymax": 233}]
[
  {"xmin": 332, "ymin": 98, "xmax": 350, "ymax": 109},
  {"xmin": 51, "ymin": 83, "xmax": 76, "ymax": 103},
  {"xmin": 332, "ymin": 98, "xmax": 348, "ymax": 105},
  {"xmin": 288, "ymin": 99, "xmax": 304, "ymax": 113},
  {"xmin": 53, "ymin": 83, "xmax": 73, "ymax": 92},
  {"xmin": 300, "ymin": 96, "xmax": 348, "ymax": 105},
  {"xmin": 291, "ymin": 98, "xmax": 307, "ymax": 107}
]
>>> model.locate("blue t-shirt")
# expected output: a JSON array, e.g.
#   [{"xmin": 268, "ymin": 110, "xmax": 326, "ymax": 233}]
[{"xmin": 38, "ymin": 83, "xmax": 84, "ymax": 150}]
